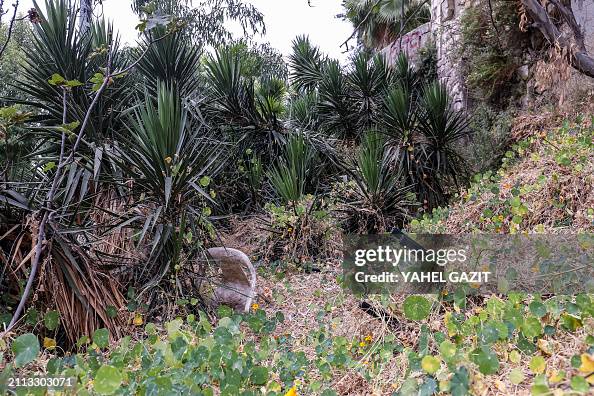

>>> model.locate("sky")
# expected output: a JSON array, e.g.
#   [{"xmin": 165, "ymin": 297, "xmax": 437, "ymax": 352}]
[{"xmin": 16, "ymin": 0, "xmax": 354, "ymax": 62}]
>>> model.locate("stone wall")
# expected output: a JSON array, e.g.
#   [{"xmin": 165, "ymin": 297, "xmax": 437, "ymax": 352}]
[
  {"xmin": 430, "ymin": 0, "xmax": 468, "ymax": 110},
  {"xmin": 378, "ymin": 0, "xmax": 469, "ymax": 109},
  {"xmin": 379, "ymin": 0, "xmax": 594, "ymax": 110},
  {"xmin": 379, "ymin": 22, "xmax": 432, "ymax": 66}
]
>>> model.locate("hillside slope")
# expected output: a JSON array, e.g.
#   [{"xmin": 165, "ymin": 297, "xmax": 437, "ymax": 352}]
[{"xmin": 410, "ymin": 114, "xmax": 594, "ymax": 234}]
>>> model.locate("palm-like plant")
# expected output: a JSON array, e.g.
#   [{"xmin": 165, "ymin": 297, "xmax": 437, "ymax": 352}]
[
  {"xmin": 113, "ymin": 84, "xmax": 224, "ymax": 280},
  {"xmin": 318, "ymin": 60, "xmax": 359, "ymax": 137},
  {"xmin": 15, "ymin": 0, "xmax": 129, "ymax": 142},
  {"xmin": 338, "ymin": 131, "xmax": 412, "ymax": 232},
  {"xmin": 289, "ymin": 37, "xmax": 469, "ymax": 210},
  {"xmin": 135, "ymin": 27, "xmax": 201, "ymax": 99},
  {"xmin": 342, "ymin": 0, "xmax": 431, "ymax": 49},
  {"xmin": 203, "ymin": 46, "xmax": 287, "ymax": 158},
  {"xmin": 268, "ymin": 133, "xmax": 317, "ymax": 203},
  {"xmin": 289, "ymin": 35, "xmax": 327, "ymax": 93}
]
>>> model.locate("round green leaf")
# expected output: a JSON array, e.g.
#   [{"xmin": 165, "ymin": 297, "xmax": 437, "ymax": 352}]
[
  {"xmin": 94, "ymin": 365, "xmax": 122, "ymax": 395},
  {"xmin": 93, "ymin": 328, "xmax": 109, "ymax": 348},
  {"xmin": 11, "ymin": 333, "xmax": 40, "ymax": 368},
  {"xmin": 531, "ymin": 384, "xmax": 550, "ymax": 395},
  {"xmin": 44, "ymin": 310, "xmax": 60, "ymax": 330},
  {"xmin": 570, "ymin": 376, "xmax": 589, "ymax": 393},
  {"xmin": 509, "ymin": 368, "xmax": 525, "ymax": 385},
  {"xmin": 521, "ymin": 317, "xmax": 543, "ymax": 339},
  {"xmin": 250, "ymin": 366, "xmax": 269, "ymax": 385},
  {"xmin": 470, "ymin": 346, "xmax": 500, "ymax": 375},
  {"xmin": 450, "ymin": 366, "xmax": 470, "ymax": 396},
  {"xmin": 403, "ymin": 296, "xmax": 431, "ymax": 321},
  {"xmin": 439, "ymin": 340, "xmax": 457, "ymax": 360},
  {"xmin": 199, "ymin": 176, "xmax": 211, "ymax": 187},
  {"xmin": 528, "ymin": 302, "xmax": 547, "ymax": 318},
  {"xmin": 529, "ymin": 355, "xmax": 546, "ymax": 374},
  {"xmin": 421, "ymin": 355, "xmax": 440, "ymax": 374}
]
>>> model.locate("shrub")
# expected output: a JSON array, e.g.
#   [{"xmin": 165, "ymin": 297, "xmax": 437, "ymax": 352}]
[
  {"xmin": 262, "ymin": 195, "xmax": 341, "ymax": 265},
  {"xmin": 464, "ymin": 104, "xmax": 514, "ymax": 173},
  {"xmin": 457, "ymin": 2, "xmax": 526, "ymax": 106},
  {"xmin": 334, "ymin": 131, "xmax": 414, "ymax": 233},
  {"xmin": 268, "ymin": 133, "xmax": 318, "ymax": 204}
]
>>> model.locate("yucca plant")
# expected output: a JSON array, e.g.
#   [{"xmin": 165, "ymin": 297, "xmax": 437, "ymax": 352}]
[
  {"xmin": 289, "ymin": 35, "xmax": 326, "ymax": 93},
  {"xmin": 135, "ymin": 27, "xmax": 201, "ymax": 99},
  {"xmin": 317, "ymin": 60, "xmax": 359, "ymax": 137},
  {"xmin": 203, "ymin": 47, "xmax": 285, "ymax": 153},
  {"xmin": 268, "ymin": 133, "xmax": 317, "ymax": 204},
  {"xmin": 14, "ymin": 0, "xmax": 129, "ymax": 142},
  {"xmin": 417, "ymin": 81, "xmax": 470, "ymax": 199},
  {"xmin": 288, "ymin": 91, "xmax": 319, "ymax": 131},
  {"xmin": 338, "ymin": 131, "xmax": 412, "ymax": 232},
  {"xmin": 290, "ymin": 37, "xmax": 469, "ymax": 210},
  {"xmin": 288, "ymin": 43, "xmax": 398, "ymax": 140},
  {"xmin": 113, "ymin": 83, "xmax": 224, "ymax": 286},
  {"xmin": 347, "ymin": 52, "xmax": 394, "ymax": 129}
]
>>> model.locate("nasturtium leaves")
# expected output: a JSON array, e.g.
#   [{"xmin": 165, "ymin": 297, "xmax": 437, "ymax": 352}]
[
  {"xmin": 421, "ymin": 355, "xmax": 440, "ymax": 374},
  {"xmin": 570, "ymin": 376, "xmax": 589, "ymax": 393},
  {"xmin": 578, "ymin": 353, "xmax": 594, "ymax": 373},
  {"xmin": 509, "ymin": 368, "xmax": 525, "ymax": 385},
  {"xmin": 403, "ymin": 296, "xmax": 431, "ymax": 321},
  {"xmin": 418, "ymin": 377, "xmax": 437, "ymax": 396},
  {"xmin": 44, "ymin": 310, "xmax": 60, "ymax": 330},
  {"xmin": 528, "ymin": 301, "xmax": 547, "ymax": 318},
  {"xmin": 11, "ymin": 333, "xmax": 40, "ymax": 368},
  {"xmin": 94, "ymin": 365, "xmax": 122, "ymax": 395},
  {"xmin": 250, "ymin": 366, "xmax": 269, "ymax": 385},
  {"xmin": 470, "ymin": 346, "xmax": 500, "ymax": 375},
  {"xmin": 561, "ymin": 313, "xmax": 582, "ymax": 331},
  {"xmin": 25, "ymin": 308, "xmax": 38, "ymax": 325},
  {"xmin": 529, "ymin": 355, "xmax": 546, "ymax": 374},
  {"xmin": 530, "ymin": 384, "xmax": 550, "ymax": 395},
  {"xmin": 450, "ymin": 366, "xmax": 470, "ymax": 396},
  {"xmin": 478, "ymin": 323, "xmax": 500, "ymax": 345},
  {"xmin": 200, "ymin": 176, "xmax": 211, "ymax": 187},
  {"xmin": 93, "ymin": 328, "xmax": 109, "ymax": 348},
  {"xmin": 439, "ymin": 340, "xmax": 457, "ymax": 360},
  {"xmin": 509, "ymin": 349, "xmax": 521, "ymax": 364},
  {"xmin": 521, "ymin": 317, "xmax": 543, "ymax": 339}
]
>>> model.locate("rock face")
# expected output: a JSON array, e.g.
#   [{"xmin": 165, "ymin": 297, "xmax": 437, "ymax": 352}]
[
  {"xmin": 207, "ymin": 247, "xmax": 256, "ymax": 313},
  {"xmin": 380, "ymin": 0, "xmax": 594, "ymax": 111}
]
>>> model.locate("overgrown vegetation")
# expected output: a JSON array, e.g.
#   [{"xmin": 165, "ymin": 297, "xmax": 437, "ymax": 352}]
[
  {"xmin": 1, "ymin": 1, "xmax": 593, "ymax": 395},
  {"xmin": 457, "ymin": 0, "xmax": 527, "ymax": 107}
]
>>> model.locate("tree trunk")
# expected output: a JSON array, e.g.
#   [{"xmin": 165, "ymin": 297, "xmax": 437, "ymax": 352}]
[
  {"xmin": 79, "ymin": 0, "xmax": 93, "ymax": 35},
  {"xmin": 520, "ymin": 0, "xmax": 594, "ymax": 78}
]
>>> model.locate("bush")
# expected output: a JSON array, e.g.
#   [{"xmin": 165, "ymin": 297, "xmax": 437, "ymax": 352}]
[
  {"xmin": 334, "ymin": 131, "xmax": 414, "ymax": 233},
  {"xmin": 262, "ymin": 195, "xmax": 341, "ymax": 265},
  {"xmin": 268, "ymin": 133, "xmax": 318, "ymax": 203},
  {"xmin": 457, "ymin": 2, "xmax": 526, "ymax": 106},
  {"xmin": 464, "ymin": 104, "xmax": 514, "ymax": 173}
]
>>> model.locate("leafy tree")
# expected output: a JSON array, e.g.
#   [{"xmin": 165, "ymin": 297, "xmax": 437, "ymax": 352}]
[
  {"xmin": 132, "ymin": 0, "xmax": 265, "ymax": 48},
  {"xmin": 0, "ymin": 18, "xmax": 33, "ymax": 101}
]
